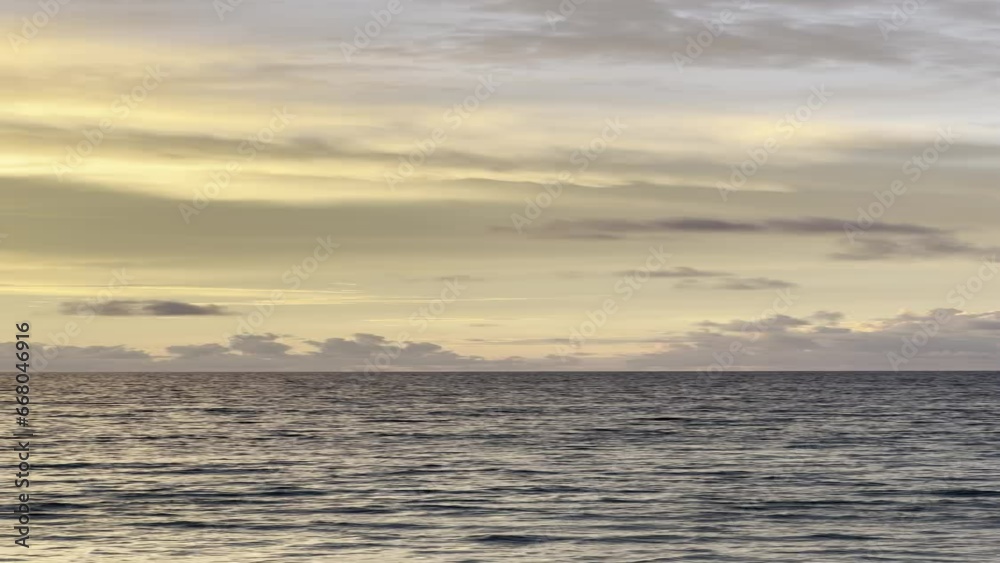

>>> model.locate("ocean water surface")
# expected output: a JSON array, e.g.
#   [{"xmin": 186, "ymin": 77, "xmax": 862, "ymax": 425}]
[{"xmin": 12, "ymin": 372, "xmax": 1000, "ymax": 562}]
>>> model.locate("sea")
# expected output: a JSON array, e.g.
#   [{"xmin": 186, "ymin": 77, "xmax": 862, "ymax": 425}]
[{"xmin": 7, "ymin": 371, "xmax": 1000, "ymax": 562}]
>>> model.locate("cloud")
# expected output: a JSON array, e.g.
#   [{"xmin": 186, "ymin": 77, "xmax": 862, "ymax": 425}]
[
  {"xmin": 832, "ymin": 235, "xmax": 999, "ymax": 261},
  {"xmin": 517, "ymin": 216, "xmax": 995, "ymax": 262},
  {"xmin": 229, "ymin": 333, "xmax": 293, "ymax": 357},
  {"xmin": 614, "ymin": 265, "xmax": 797, "ymax": 291},
  {"xmin": 59, "ymin": 300, "xmax": 232, "ymax": 316},
  {"xmin": 400, "ymin": 274, "xmax": 488, "ymax": 283},
  {"xmin": 19, "ymin": 308, "xmax": 1000, "ymax": 372},
  {"xmin": 767, "ymin": 218, "xmax": 942, "ymax": 236},
  {"xmin": 358, "ymin": 0, "xmax": 1000, "ymax": 80},
  {"xmin": 617, "ymin": 266, "xmax": 730, "ymax": 278},
  {"xmin": 8, "ymin": 0, "xmax": 998, "ymax": 76},
  {"xmin": 700, "ymin": 277, "xmax": 798, "ymax": 291},
  {"xmin": 627, "ymin": 309, "xmax": 1000, "ymax": 371},
  {"xmin": 526, "ymin": 216, "xmax": 947, "ymax": 239},
  {"xmin": 810, "ymin": 310, "xmax": 845, "ymax": 324},
  {"xmin": 19, "ymin": 333, "xmax": 524, "ymax": 372},
  {"xmin": 698, "ymin": 314, "xmax": 810, "ymax": 333},
  {"xmin": 164, "ymin": 343, "xmax": 232, "ymax": 359},
  {"xmin": 305, "ymin": 333, "xmax": 536, "ymax": 371},
  {"xmin": 28, "ymin": 344, "xmax": 154, "ymax": 372}
]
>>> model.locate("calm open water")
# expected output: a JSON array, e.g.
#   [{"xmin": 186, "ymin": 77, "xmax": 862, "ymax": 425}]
[{"xmin": 7, "ymin": 372, "xmax": 1000, "ymax": 562}]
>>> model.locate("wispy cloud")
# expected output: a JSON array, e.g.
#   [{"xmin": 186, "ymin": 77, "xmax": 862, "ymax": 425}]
[
  {"xmin": 522, "ymin": 216, "xmax": 947, "ymax": 239},
  {"xmin": 59, "ymin": 300, "xmax": 233, "ymax": 317}
]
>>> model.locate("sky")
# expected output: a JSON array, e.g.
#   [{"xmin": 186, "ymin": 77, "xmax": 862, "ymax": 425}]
[{"xmin": 3, "ymin": 0, "xmax": 1000, "ymax": 371}]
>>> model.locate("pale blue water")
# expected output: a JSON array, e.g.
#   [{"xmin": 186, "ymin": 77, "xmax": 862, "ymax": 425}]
[{"xmin": 10, "ymin": 372, "xmax": 1000, "ymax": 561}]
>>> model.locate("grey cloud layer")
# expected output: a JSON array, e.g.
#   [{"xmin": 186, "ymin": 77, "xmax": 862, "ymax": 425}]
[
  {"xmin": 518, "ymin": 216, "xmax": 996, "ymax": 261},
  {"xmin": 9, "ymin": 0, "xmax": 998, "ymax": 73},
  {"xmin": 531, "ymin": 216, "xmax": 945, "ymax": 237},
  {"xmin": 369, "ymin": 0, "xmax": 1000, "ymax": 74},
  {"xmin": 616, "ymin": 267, "xmax": 796, "ymax": 291},
  {"xmin": 629, "ymin": 309, "xmax": 1000, "ymax": 371},
  {"xmin": 683, "ymin": 277, "xmax": 798, "ymax": 291},
  {"xmin": 30, "ymin": 333, "xmax": 538, "ymax": 372},
  {"xmin": 21, "ymin": 308, "xmax": 1000, "ymax": 371}
]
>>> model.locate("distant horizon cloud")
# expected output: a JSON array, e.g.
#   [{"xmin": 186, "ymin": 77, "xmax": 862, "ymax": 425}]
[{"xmin": 19, "ymin": 308, "xmax": 1000, "ymax": 373}]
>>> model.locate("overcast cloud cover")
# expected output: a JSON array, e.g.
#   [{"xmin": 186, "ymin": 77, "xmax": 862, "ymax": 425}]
[{"xmin": 2, "ymin": 0, "xmax": 999, "ymax": 371}]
